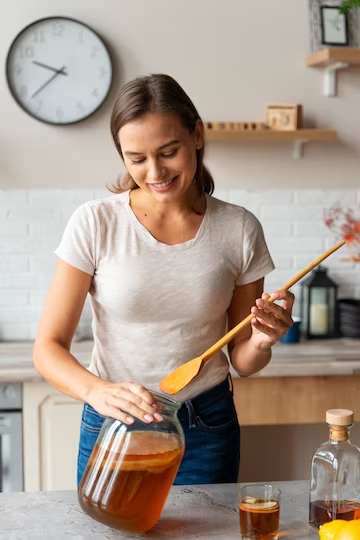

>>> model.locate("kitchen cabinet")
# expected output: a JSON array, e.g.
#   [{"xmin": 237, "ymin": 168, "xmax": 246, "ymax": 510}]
[{"xmin": 23, "ymin": 381, "xmax": 83, "ymax": 491}]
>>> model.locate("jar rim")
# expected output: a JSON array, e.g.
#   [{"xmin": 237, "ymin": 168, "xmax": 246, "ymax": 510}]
[{"xmin": 150, "ymin": 391, "xmax": 181, "ymax": 410}]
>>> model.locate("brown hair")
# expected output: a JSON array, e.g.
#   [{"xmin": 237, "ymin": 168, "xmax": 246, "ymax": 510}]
[{"xmin": 109, "ymin": 73, "xmax": 214, "ymax": 195}]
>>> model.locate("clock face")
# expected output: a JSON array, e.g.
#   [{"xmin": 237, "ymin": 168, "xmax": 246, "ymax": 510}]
[{"xmin": 6, "ymin": 17, "xmax": 113, "ymax": 125}]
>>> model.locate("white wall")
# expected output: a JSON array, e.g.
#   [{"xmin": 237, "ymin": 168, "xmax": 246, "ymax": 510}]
[
  {"xmin": 1, "ymin": 0, "xmax": 360, "ymax": 190},
  {"xmin": 1, "ymin": 188, "xmax": 359, "ymax": 341}
]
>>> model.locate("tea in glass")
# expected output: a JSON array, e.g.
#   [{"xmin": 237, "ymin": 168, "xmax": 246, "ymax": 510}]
[
  {"xmin": 239, "ymin": 484, "xmax": 281, "ymax": 540},
  {"xmin": 309, "ymin": 499, "xmax": 360, "ymax": 528}
]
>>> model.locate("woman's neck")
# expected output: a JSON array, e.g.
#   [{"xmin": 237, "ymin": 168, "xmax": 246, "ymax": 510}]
[{"xmin": 130, "ymin": 185, "xmax": 206, "ymax": 219}]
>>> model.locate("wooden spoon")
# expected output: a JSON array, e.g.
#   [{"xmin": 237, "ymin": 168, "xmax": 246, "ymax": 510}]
[{"xmin": 159, "ymin": 240, "xmax": 346, "ymax": 394}]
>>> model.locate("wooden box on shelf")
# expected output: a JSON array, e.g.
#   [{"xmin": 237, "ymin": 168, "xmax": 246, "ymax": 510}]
[{"xmin": 265, "ymin": 104, "xmax": 302, "ymax": 131}]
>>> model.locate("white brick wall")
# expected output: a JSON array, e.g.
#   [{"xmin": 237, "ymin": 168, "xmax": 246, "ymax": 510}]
[{"xmin": 0, "ymin": 189, "xmax": 359, "ymax": 341}]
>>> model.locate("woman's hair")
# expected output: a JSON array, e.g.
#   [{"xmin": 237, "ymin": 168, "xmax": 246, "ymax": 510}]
[{"xmin": 109, "ymin": 73, "xmax": 214, "ymax": 195}]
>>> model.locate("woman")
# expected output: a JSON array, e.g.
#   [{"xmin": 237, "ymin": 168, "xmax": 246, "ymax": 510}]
[{"xmin": 33, "ymin": 73, "xmax": 294, "ymax": 486}]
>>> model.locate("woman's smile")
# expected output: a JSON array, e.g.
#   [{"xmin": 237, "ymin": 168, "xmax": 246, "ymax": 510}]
[{"xmin": 148, "ymin": 176, "xmax": 178, "ymax": 191}]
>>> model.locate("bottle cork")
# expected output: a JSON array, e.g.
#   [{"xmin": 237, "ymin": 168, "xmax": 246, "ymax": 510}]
[{"xmin": 326, "ymin": 409, "xmax": 354, "ymax": 426}]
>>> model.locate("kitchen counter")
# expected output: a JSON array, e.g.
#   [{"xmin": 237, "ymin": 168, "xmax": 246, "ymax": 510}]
[
  {"xmin": 0, "ymin": 480, "xmax": 318, "ymax": 539},
  {"xmin": 2, "ymin": 338, "xmax": 360, "ymax": 427},
  {"xmin": 0, "ymin": 338, "xmax": 359, "ymax": 383}
]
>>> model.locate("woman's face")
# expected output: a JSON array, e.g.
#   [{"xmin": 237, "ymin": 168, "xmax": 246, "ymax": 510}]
[{"xmin": 118, "ymin": 113, "xmax": 203, "ymax": 203}]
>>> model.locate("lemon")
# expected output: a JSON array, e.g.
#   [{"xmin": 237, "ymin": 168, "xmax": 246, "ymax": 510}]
[
  {"xmin": 319, "ymin": 519, "xmax": 360, "ymax": 540},
  {"xmin": 337, "ymin": 520, "xmax": 360, "ymax": 540},
  {"xmin": 319, "ymin": 520, "xmax": 347, "ymax": 540}
]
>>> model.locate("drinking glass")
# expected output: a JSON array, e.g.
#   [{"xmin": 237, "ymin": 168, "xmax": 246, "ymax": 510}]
[{"xmin": 239, "ymin": 484, "xmax": 281, "ymax": 540}]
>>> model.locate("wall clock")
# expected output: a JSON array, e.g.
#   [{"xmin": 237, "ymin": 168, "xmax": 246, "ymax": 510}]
[{"xmin": 6, "ymin": 16, "xmax": 113, "ymax": 125}]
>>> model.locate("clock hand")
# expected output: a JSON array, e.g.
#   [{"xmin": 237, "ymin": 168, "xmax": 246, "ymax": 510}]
[
  {"xmin": 31, "ymin": 66, "xmax": 67, "ymax": 99},
  {"xmin": 32, "ymin": 61, "xmax": 68, "ymax": 75}
]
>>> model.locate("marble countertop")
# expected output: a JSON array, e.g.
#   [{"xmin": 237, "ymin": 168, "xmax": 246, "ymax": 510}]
[
  {"xmin": 0, "ymin": 338, "xmax": 359, "ymax": 383},
  {"xmin": 0, "ymin": 481, "xmax": 318, "ymax": 540}
]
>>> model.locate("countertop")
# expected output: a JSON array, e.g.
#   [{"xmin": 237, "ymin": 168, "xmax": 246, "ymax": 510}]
[
  {"xmin": 0, "ymin": 480, "xmax": 318, "ymax": 539},
  {"xmin": 0, "ymin": 338, "xmax": 359, "ymax": 383}
]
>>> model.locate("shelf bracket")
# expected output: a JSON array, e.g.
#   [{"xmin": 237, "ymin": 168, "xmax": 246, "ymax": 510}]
[
  {"xmin": 292, "ymin": 139, "xmax": 308, "ymax": 160},
  {"xmin": 323, "ymin": 62, "xmax": 349, "ymax": 97}
]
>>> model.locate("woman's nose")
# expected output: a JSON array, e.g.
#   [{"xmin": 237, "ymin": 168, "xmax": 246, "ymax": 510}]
[{"xmin": 148, "ymin": 162, "xmax": 166, "ymax": 181}]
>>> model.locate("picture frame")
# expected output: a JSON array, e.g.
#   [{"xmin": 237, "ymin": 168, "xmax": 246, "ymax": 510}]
[
  {"xmin": 308, "ymin": 0, "xmax": 360, "ymax": 52},
  {"xmin": 320, "ymin": 5, "xmax": 348, "ymax": 45},
  {"xmin": 265, "ymin": 105, "xmax": 302, "ymax": 132}
]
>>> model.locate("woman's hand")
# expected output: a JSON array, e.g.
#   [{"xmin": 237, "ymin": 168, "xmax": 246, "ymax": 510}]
[
  {"xmin": 87, "ymin": 381, "xmax": 164, "ymax": 425},
  {"xmin": 250, "ymin": 290, "xmax": 295, "ymax": 351}
]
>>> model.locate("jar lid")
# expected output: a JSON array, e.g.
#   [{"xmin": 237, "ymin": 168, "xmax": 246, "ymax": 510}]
[{"xmin": 326, "ymin": 409, "xmax": 354, "ymax": 426}]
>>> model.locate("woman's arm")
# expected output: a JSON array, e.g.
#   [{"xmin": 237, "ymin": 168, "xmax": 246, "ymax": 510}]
[
  {"xmin": 33, "ymin": 259, "xmax": 162, "ymax": 424},
  {"xmin": 227, "ymin": 279, "xmax": 294, "ymax": 376}
]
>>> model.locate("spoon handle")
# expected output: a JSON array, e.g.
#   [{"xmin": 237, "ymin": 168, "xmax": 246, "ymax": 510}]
[{"xmin": 201, "ymin": 240, "xmax": 346, "ymax": 362}]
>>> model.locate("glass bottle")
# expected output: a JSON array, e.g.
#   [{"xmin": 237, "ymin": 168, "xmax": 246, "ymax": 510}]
[
  {"xmin": 309, "ymin": 409, "xmax": 360, "ymax": 529},
  {"xmin": 78, "ymin": 392, "xmax": 185, "ymax": 533}
]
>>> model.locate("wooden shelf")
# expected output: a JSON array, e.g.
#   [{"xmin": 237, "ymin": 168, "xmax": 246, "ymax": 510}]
[
  {"xmin": 205, "ymin": 128, "xmax": 336, "ymax": 142},
  {"xmin": 204, "ymin": 127, "xmax": 337, "ymax": 159},
  {"xmin": 306, "ymin": 47, "xmax": 360, "ymax": 96},
  {"xmin": 307, "ymin": 47, "xmax": 360, "ymax": 67}
]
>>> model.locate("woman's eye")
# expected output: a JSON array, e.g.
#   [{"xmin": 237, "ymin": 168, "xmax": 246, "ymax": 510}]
[
  {"xmin": 131, "ymin": 158, "xmax": 146, "ymax": 165},
  {"xmin": 162, "ymin": 150, "xmax": 178, "ymax": 158}
]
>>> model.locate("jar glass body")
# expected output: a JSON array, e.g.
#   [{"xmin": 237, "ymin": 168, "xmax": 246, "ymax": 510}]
[
  {"xmin": 78, "ymin": 392, "xmax": 185, "ymax": 533},
  {"xmin": 309, "ymin": 425, "xmax": 360, "ymax": 529}
]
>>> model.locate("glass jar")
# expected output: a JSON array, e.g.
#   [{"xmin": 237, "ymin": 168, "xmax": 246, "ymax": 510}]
[
  {"xmin": 309, "ymin": 409, "xmax": 360, "ymax": 529},
  {"xmin": 78, "ymin": 392, "xmax": 185, "ymax": 533}
]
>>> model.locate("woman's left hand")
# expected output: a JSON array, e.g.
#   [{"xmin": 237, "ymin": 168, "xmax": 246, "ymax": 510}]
[{"xmin": 250, "ymin": 290, "xmax": 295, "ymax": 350}]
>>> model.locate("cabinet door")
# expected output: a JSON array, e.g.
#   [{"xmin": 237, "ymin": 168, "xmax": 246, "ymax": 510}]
[{"xmin": 23, "ymin": 381, "xmax": 83, "ymax": 491}]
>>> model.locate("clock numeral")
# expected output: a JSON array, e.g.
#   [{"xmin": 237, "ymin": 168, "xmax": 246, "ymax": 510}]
[
  {"xmin": 33, "ymin": 30, "xmax": 45, "ymax": 43},
  {"xmin": 36, "ymin": 100, "xmax": 43, "ymax": 111},
  {"xmin": 19, "ymin": 85, "xmax": 28, "ymax": 98},
  {"xmin": 91, "ymin": 88, "xmax": 99, "ymax": 98},
  {"xmin": 56, "ymin": 107, "xmax": 64, "ymax": 121},
  {"xmin": 19, "ymin": 46, "xmax": 35, "ymax": 59},
  {"xmin": 78, "ymin": 31, "xmax": 85, "ymax": 44},
  {"xmin": 14, "ymin": 65, "xmax": 22, "ymax": 76},
  {"xmin": 52, "ymin": 23, "xmax": 65, "ymax": 37},
  {"xmin": 76, "ymin": 101, "xmax": 84, "ymax": 112},
  {"xmin": 91, "ymin": 46, "xmax": 100, "ymax": 58}
]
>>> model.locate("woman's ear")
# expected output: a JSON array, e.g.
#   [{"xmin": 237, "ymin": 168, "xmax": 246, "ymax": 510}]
[{"xmin": 194, "ymin": 119, "xmax": 204, "ymax": 150}]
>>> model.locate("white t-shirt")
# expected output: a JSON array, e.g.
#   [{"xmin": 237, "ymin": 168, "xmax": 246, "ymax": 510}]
[{"xmin": 55, "ymin": 190, "xmax": 274, "ymax": 402}]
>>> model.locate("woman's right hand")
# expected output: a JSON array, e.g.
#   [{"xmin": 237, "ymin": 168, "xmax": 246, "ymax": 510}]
[{"xmin": 87, "ymin": 380, "xmax": 164, "ymax": 425}]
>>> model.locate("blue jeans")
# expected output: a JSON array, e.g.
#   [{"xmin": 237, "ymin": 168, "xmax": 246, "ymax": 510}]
[{"xmin": 77, "ymin": 375, "xmax": 240, "ymax": 486}]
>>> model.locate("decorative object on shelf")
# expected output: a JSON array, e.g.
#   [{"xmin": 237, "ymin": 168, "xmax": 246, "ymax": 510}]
[
  {"xmin": 340, "ymin": 0, "xmax": 360, "ymax": 14},
  {"xmin": 265, "ymin": 104, "xmax": 302, "ymax": 131},
  {"xmin": 299, "ymin": 266, "xmax": 339, "ymax": 339},
  {"xmin": 324, "ymin": 204, "xmax": 360, "ymax": 261},
  {"xmin": 320, "ymin": 5, "xmax": 348, "ymax": 45},
  {"xmin": 204, "ymin": 122, "xmax": 268, "ymax": 131},
  {"xmin": 5, "ymin": 16, "xmax": 113, "ymax": 125},
  {"xmin": 308, "ymin": 0, "xmax": 360, "ymax": 52}
]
